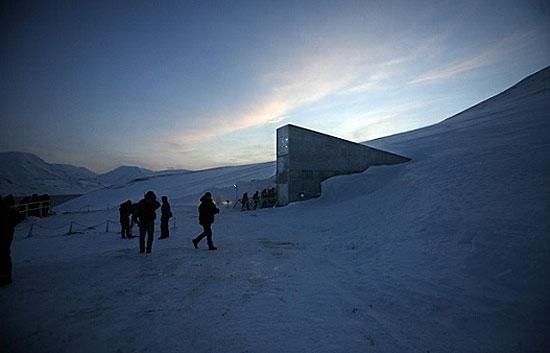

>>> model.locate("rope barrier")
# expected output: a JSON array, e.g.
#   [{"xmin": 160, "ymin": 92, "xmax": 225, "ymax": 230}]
[{"xmin": 18, "ymin": 217, "xmax": 177, "ymax": 239}]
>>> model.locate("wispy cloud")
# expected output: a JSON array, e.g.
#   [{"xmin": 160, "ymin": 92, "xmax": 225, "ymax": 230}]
[
  {"xmin": 169, "ymin": 35, "xmax": 446, "ymax": 148},
  {"xmin": 335, "ymin": 100, "xmax": 435, "ymax": 142},
  {"xmin": 408, "ymin": 30, "xmax": 536, "ymax": 84},
  {"xmin": 169, "ymin": 46, "xmax": 366, "ymax": 146}
]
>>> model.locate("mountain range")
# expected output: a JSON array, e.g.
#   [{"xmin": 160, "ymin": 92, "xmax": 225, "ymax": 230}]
[{"xmin": 0, "ymin": 151, "xmax": 179, "ymax": 195}]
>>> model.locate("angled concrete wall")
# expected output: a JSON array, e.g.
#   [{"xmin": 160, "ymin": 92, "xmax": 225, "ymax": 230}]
[{"xmin": 276, "ymin": 124, "xmax": 410, "ymax": 205}]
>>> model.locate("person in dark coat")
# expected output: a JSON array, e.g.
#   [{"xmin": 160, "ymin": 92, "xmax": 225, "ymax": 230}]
[
  {"xmin": 192, "ymin": 192, "xmax": 219, "ymax": 250},
  {"xmin": 0, "ymin": 195, "xmax": 24, "ymax": 286},
  {"xmin": 119, "ymin": 200, "xmax": 132, "ymax": 239},
  {"xmin": 260, "ymin": 188, "xmax": 268, "ymax": 208},
  {"xmin": 252, "ymin": 191, "xmax": 259, "ymax": 210},
  {"xmin": 241, "ymin": 192, "xmax": 250, "ymax": 211},
  {"xmin": 135, "ymin": 191, "xmax": 160, "ymax": 253},
  {"xmin": 159, "ymin": 196, "xmax": 172, "ymax": 239}
]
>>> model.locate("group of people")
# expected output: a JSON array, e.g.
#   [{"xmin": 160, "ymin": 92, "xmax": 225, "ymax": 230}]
[
  {"xmin": 118, "ymin": 193, "xmax": 173, "ymax": 253},
  {"xmin": 1, "ymin": 190, "xmax": 222, "ymax": 286},
  {"xmin": 0, "ymin": 195, "xmax": 25, "ymax": 286},
  {"xmin": 119, "ymin": 191, "xmax": 220, "ymax": 253},
  {"xmin": 240, "ymin": 187, "xmax": 278, "ymax": 211}
]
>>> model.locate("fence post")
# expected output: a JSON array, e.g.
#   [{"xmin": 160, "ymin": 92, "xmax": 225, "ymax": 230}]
[
  {"xmin": 105, "ymin": 220, "xmax": 110, "ymax": 233},
  {"xmin": 67, "ymin": 221, "xmax": 73, "ymax": 235},
  {"xmin": 27, "ymin": 223, "xmax": 34, "ymax": 238}
]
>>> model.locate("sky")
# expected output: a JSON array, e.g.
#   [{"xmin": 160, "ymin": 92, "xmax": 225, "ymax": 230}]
[{"xmin": 1, "ymin": 0, "xmax": 549, "ymax": 173}]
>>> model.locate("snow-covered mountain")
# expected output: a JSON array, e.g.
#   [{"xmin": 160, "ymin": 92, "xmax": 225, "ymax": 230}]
[
  {"xmin": 0, "ymin": 153, "xmax": 192, "ymax": 196},
  {"xmin": 0, "ymin": 152, "xmax": 103, "ymax": 195},
  {"xmin": 97, "ymin": 166, "xmax": 155, "ymax": 186},
  {"xmin": 3, "ymin": 66, "xmax": 550, "ymax": 353}
]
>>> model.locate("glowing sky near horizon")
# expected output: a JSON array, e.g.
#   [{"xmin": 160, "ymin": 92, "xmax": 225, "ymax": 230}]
[{"xmin": 1, "ymin": 0, "xmax": 549, "ymax": 172}]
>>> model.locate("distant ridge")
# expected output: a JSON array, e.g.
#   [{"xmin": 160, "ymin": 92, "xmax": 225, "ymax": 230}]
[
  {"xmin": 0, "ymin": 151, "xmax": 103, "ymax": 195},
  {"xmin": 0, "ymin": 152, "xmax": 191, "ymax": 195}
]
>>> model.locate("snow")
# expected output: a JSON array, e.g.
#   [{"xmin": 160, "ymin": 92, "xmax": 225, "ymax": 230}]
[
  {"xmin": 0, "ymin": 154, "xmax": 195, "ymax": 196},
  {"xmin": 97, "ymin": 166, "xmax": 155, "ymax": 186},
  {"xmin": 0, "ymin": 152, "xmax": 103, "ymax": 195},
  {"xmin": 1, "ymin": 67, "xmax": 550, "ymax": 353},
  {"xmin": 57, "ymin": 162, "xmax": 276, "ymax": 212}
]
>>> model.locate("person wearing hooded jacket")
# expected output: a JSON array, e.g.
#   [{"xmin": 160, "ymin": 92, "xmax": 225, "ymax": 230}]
[
  {"xmin": 135, "ymin": 191, "xmax": 160, "ymax": 253},
  {"xmin": 192, "ymin": 192, "xmax": 219, "ymax": 250}
]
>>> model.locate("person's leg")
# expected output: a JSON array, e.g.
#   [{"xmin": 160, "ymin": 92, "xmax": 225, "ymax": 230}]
[
  {"xmin": 146, "ymin": 223, "xmax": 154, "ymax": 253},
  {"xmin": 139, "ymin": 226, "xmax": 146, "ymax": 253},
  {"xmin": 125, "ymin": 219, "xmax": 131, "ymax": 238},
  {"xmin": 123, "ymin": 220, "xmax": 130, "ymax": 239},
  {"xmin": 195, "ymin": 227, "xmax": 207, "ymax": 242},
  {"xmin": 205, "ymin": 225, "xmax": 216, "ymax": 250},
  {"xmin": 193, "ymin": 224, "xmax": 209, "ymax": 248},
  {"xmin": 160, "ymin": 219, "xmax": 169, "ymax": 238}
]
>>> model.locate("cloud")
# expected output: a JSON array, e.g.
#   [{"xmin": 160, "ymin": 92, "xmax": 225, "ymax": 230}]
[
  {"xmin": 169, "ymin": 46, "xmax": 366, "ymax": 147},
  {"xmin": 336, "ymin": 100, "xmax": 434, "ymax": 142},
  {"xmin": 168, "ymin": 34, "xmax": 447, "ymax": 149},
  {"xmin": 408, "ymin": 30, "xmax": 536, "ymax": 84}
]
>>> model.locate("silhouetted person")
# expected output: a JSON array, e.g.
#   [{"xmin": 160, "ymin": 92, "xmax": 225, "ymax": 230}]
[
  {"xmin": 269, "ymin": 187, "xmax": 277, "ymax": 206},
  {"xmin": 261, "ymin": 188, "xmax": 268, "ymax": 208},
  {"xmin": 119, "ymin": 200, "xmax": 133, "ymax": 239},
  {"xmin": 128, "ymin": 202, "xmax": 139, "ymax": 239},
  {"xmin": 159, "ymin": 196, "xmax": 172, "ymax": 239},
  {"xmin": 241, "ymin": 192, "xmax": 250, "ymax": 211},
  {"xmin": 135, "ymin": 191, "xmax": 160, "ymax": 253},
  {"xmin": 1, "ymin": 195, "xmax": 24, "ymax": 286},
  {"xmin": 252, "ymin": 191, "xmax": 259, "ymax": 210},
  {"xmin": 192, "ymin": 192, "xmax": 219, "ymax": 250}
]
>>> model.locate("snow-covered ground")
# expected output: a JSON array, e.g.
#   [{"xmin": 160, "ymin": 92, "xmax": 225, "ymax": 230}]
[{"xmin": 1, "ymin": 67, "xmax": 549, "ymax": 353}]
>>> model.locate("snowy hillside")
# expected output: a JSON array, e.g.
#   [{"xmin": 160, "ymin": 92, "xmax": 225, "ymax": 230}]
[
  {"xmin": 0, "ymin": 152, "xmax": 103, "ymax": 195},
  {"xmin": 1, "ymin": 67, "xmax": 549, "ymax": 353},
  {"xmin": 58, "ymin": 162, "xmax": 276, "ymax": 212},
  {"xmin": 97, "ymin": 166, "xmax": 155, "ymax": 186}
]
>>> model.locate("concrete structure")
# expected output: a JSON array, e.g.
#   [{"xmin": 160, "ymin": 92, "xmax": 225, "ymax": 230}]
[{"xmin": 276, "ymin": 124, "xmax": 410, "ymax": 205}]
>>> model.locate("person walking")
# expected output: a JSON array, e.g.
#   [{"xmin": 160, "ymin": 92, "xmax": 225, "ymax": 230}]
[
  {"xmin": 0, "ymin": 195, "xmax": 24, "ymax": 286},
  {"xmin": 119, "ymin": 200, "xmax": 132, "ymax": 239},
  {"xmin": 192, "ymin": 192, "xmax": 219, "ymax": 250},
  {"xmin": 159, "ymin": 196, "xmax": 172, "ymax": 239},
  {"xmin": 135, "ymin": 191, "xmax": 160, "ymax": 254}
]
